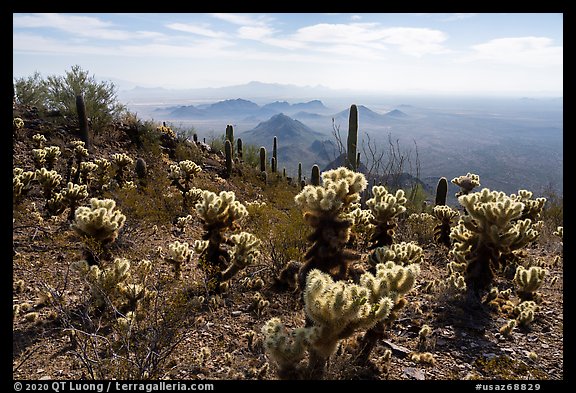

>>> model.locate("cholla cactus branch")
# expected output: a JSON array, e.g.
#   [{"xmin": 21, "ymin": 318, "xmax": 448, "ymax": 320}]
[
  {"xmin": 111, "ymin": 153, "xmax": 134, "ymax": 187},
  {"xmin": 13, "ymin": 168, "xmax": 36, "ymax": 204},
  {"xmin": 164, "ymin": 240, "xmax": 192, "ymax": 278},
  {"xmin": 368, "ymin": 241, "xmax": 423, "ymax": 268},
  {"xmin": 221, "ymin": 232, "xmax": 261, "ymax": 282},
  {"xmin": 35, "ymin": 168, "xmax": 62, "ymax": 199}
]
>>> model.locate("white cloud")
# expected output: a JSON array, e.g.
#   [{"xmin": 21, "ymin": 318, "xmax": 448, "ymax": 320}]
[
  {"xmin": 210, "ymin": 13, "xmax": 269, "ymax": 27},
  {"xmin": 293, "ymin": 23, "xmax": 449, "ymax": 56},
  {"xmin": 440, "ymin": 13, "xmax": 478, "ymax": 22},
  {"xmin": 351, "ymin": 15, "xmax": 362, "ymax": 21},
  {"xmin": 166, "ymin": 23, "xmax": 227, "ymax": 38},
  {"xmin": 461, "ymin": 37, "xmax": 563, "ymax": 67},
  {"xmin": 13, "ymin": 13, "xmax": 162, "ymax": 41},
  {"xmin": 238, "ymin": 26, "xmax": 275, "ymax": 40}
]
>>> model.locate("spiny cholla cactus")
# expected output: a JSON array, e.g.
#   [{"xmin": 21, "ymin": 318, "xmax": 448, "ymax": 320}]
[
  {"xmin": 76, "ymin": 161, "xmax": 98, "ymax": 185},
  {"xmin": 514, "ymin": 300, "xmax": 540, "ymax": 327},
  {"xmin": 368, "ymin": 241, "xmax": 423, "ymax": 268},
  {"xmin": 510, "ymin": 190, "xmax": 546, "ymax": 221},
  {"xmin": 32, "ymin": 148, "xmax": 47, "ymax": 169},
  {"xmin": 111, "ymin": 153, "xmax": 134, "ymax": 187},
  {"xmin": 221, "ymin": 232, "xmax": 261, "ymax": 283},
  {"xmin": 46, "ymin": 182, "xmax": 88, "ymax": 218},
  {"xmin": 263, "ymin": 263, "xmax": 418, "ymax": 379},
  {"xmin": 169, "ymin": 160, "xmax": 202, "ymax": 210},
  {"xmin": 553, "ymin": 226, "xmax": 563, "ymax": 241},
  {"xmin": 433, "ymin": 205, "xmax": 459, "ymax": 247},
  {"xmin": 451, "ymin": 172, "xmax": 480, "ymax": 197},
  {"xmin": 348, "ymin": 204, "xmax": 374, "ymax": 248},
  {"xmin": 366, "ymin": 185, "xmax": 407, "ymax": 248},
  {"xmin": 13, "ymin": 168, "xmax": 36, "ymax": 204},
  {"xmin": 450, "ymin": 188, "xmax": 542, "ymax": 295},
  {"xmin": 74, "ymin": 257, "xmax": 131, "ymax": 308},
  {"xmin": 13, "ymin": 117, "xmax": 24, "ymax": 130},
  {"xmin": 32, "ymin": 134, "xmax": 47, "ymax": 149},
  {"xmin": 513, "ymin": 266, "xmax": 547, "ymax": 301},
  {"xmin": 404, "ymin": 212, "xmax": 436, "ymax": 244},
  {"xmin": 194, "ymin": 190, "xmax": 249, "ymax": 290},
  {"xmin": 71, "ymin": 198, "xmax": 126, "ymax": 245},
  {"xmin": 35, "ymin": 168, "xmax": 62, "ymax": 199},
  {"xmin": 294, "ymin": 167, "xmax": 367, "ymax": 289},
  {"xmin": 43, "ymin": 146, "xmax": 61, "ymax": 170},
  {"xmin": 164, "ymin": 240, "xmax": 193, "ymax": 278},
  {"xmin": 357, "ymin": 243, "xmax": 422, "ymax": 363},
  {"xmin": 174, "ymin": 214, "xmax": 193, "ymax": 233},
  {"xmin": 93, "ymin": 158, "xmax": 112, "ymax": 193}
]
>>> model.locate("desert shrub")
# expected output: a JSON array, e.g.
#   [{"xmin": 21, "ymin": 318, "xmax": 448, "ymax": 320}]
[
  {"xmin": 14, "ymin": 71, "xmax": 48, "ymax": 108},
  {"xmin": 44, "ymin": 65, "xmax": 126, "ymax": 133}
]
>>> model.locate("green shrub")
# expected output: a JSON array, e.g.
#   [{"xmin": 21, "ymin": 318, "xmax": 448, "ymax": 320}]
[{"xmin": 14, "ymin": 71, "xmax": 48, "ymax": 108}]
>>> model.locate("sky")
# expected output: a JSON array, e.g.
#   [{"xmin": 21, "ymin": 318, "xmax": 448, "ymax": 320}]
[{"xmin": 12, "ymin": 13, "xmax": 563, "ymax": 96}]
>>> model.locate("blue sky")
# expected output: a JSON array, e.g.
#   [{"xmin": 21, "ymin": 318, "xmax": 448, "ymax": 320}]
[{"xmin": 13, "ymin": 13, "xmax": 563, "ymax": 95}]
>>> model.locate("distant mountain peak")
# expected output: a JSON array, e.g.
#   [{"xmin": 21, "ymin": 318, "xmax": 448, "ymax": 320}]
[{"xmin": 385, "ymin": 109, "xmax": 409, "ymax": 118}]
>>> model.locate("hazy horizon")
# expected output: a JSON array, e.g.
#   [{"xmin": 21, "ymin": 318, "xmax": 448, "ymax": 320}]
[{"xmin": 13, "ymin": 13, "xmax": 563, "ymax": 97}]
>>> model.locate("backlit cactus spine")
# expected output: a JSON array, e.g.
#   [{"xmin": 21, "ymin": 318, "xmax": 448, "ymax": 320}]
[{"xmin": 347, "ymin": 104, "xmax": 358, "ymax": 171}]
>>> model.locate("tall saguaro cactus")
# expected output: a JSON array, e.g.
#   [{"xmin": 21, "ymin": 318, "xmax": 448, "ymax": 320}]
[
  {"xmin": 225, "ymin": 140, "xmax": 233, "ymax": 177},
  {"xmin": 272, "ymin": 136, "xmax": 278, "ymax": 173},
  {"xmin": 225, "ymin": 125, "xmax": 234, "ymax": 156},
  {"xmin": 259, "ymin": 147, "xmax": 266, "ymax": 172},
  {"xmin": 311, "ymin": 165, "xmax": 320, "ymax": 186},
  {"xmin": 237, "ymin": 138, "xmax": 243, "ymax": 160},
  {"xmin": 347, "ymin": 104, "xmax": 358, "ymax": 171},
  {"xmin": 298, "ymin": 162, "xmax": 303, "ymax": 189}
]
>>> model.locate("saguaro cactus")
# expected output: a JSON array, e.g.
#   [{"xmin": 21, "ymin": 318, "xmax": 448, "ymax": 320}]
[
  {"xmin": 225, "ymin": 139, "xmax": 233, "ymax": 177},
  {"xmin": 259, "ymin": 147, "xmax": 266, "ymax": 172},
  {"xmin": 298, "ymin": 162, "xmax": 302, "ymax": 189},
  {"xmin": 272, "ymin": 136, "xmax": 278, "ymax": 173},
  {"xmin": 237, "ymin": 138, "xmax": 243, "ymax": 160},
  {"xmin": 435, "ymin": 177, "xmax": 448, "ymax": 206},
  {"xmin": 225, "ymin": 125, "xmax": 234, "ymax": 155},
  {"xmin": 311, "ymin": 165, "xmax": 320, "ymax": 186},
  {"xmin": 347, "ymin": 104, "xmax": 358, "ymax": 171}
]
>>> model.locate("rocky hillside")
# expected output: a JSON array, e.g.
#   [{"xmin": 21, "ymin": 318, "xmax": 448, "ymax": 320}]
[{"xmin": 12, "ymin": 102, "xmax": 564, "ymax": 383}]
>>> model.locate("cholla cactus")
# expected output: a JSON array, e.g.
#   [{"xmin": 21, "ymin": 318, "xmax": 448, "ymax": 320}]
[
  {"xmin": 262, "ymin": 318, "xmax": 316, "ymax": 379},
  {"xmin": 71, "ymin": 140, "xmax": 89, "ymax": 161},
  {"xmin": 164, "ymin": 240, "xmax": 193, "ymax": 278},
  {"xmin": 553, "ymin": 226, "xmax": 563, "ymax": 241},
  {"xmin": 433, "ymin": 205, "xmax": 459, "ymax": 247},
  {"xmin": 514, "ymin": 266, "xmax": 547, "ymax": 301},
  {"xmin": 221, "ymin": 232, "xmax": 261, "ymax": 282},
  {"xmin": 157, "ymin": 124, "xmax": 176, "ymax": 139},
  {"xmin": 294, "ymin": 167, "xmax": 367, "ymax": 289},
  {"xmin": 348, "ymin": 205, "xmax": 374, "ymax": 248},
  {"xmin": 451, "ymin": 172, "xmax": 480, "ymax": 197},
  {"xmin": 60, "ymin": 182, "xmax": 88, "ymax": 218},
  {"xmin": 71, "ymin": 198, "xmax": 126, "ymax": 245},
  {"xmin": 111, "ymin": 153, "xmax": 134, "ymax": 187},
  {"xmin": 368, "ymin": 241, "xmax": 423, "ymax": 268},
  {"xmin": 169, "ymin": 160, "xmax": 202, "ymax": 210},
  {"xmin": 366, "ymin": 185, "xmax": 407, "ymax": 248},
  {"xmin": 195, "ymin": 190, "xmax": 250, "ymax": 290},
  {"xmin": 450, "ymin": 188, "xmax": 542, "ymax": 295},
  {"xmin": 32, "ymin": 134, "xmax": 47, "ymax": 148},
  {"xmin": 264, "ymin": 263, "xmax": 417, "ymax": 379},
  {"xmin": 32, "ymin": 148, "xmax": 47, "ymax": 169},
  {"xmin": 74, "ymin": 257, "xmax": 131, "ymax": 308},
  {"xmin": 510, "ymin": 190, "xmax": 546, "ymax": 221},
  {"xmin": 13, "ymin": 117, "xmax": 24, "ymax": 130},
  {"xmin": 13, "ymin": 168, "xmax": 36, "ymax": 204},
  {"xmin": 405, "ymin": 212, "xmax": 436, "ymax": 244},
  {"xmin": 77, "ymin": 161, "xmax": 98, "ymax": 185},
  {"xmin": 499, "ymin": 319, "xmax": 517, "ymax": 337},
  {"xmin": 35, "ymin": 168, "xmax": 62, "ymax": 199},
  {"xmin": 174, "ymin": 214, "xmax": 193, "ymax": 233},
  {"xmin": 93, "ymin": 158, "xmax": 112, "ymax": 193},
  {"xmin": 43, "ymin": 146, "xmax": 61, "ymax": 170},
  {"xmin": 514, "ymin": 301, "xmax": 539, "ymax": 327}
]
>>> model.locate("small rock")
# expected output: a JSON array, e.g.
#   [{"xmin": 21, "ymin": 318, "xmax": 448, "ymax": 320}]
[
  {"xmin": 403, "ymin": 367, "xmax": 426, "ymax": 380},
  {"xmin": 231, "ymin": 311, "xmax": 242, "ymax": 317},
  {"xmin": 541, "ymin": 343, "xmax": 549, "ymax": 349},
  {"xmin": 39, "ymin": 376, "xmax": 51, "ymax": 380},
  {"xmin": 36, "ymin": 369, "xmax": 44, "ymax": 374},
  {"xmin": 483, "ymin": 353, "xmax": 497, "ymax": 360}
]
